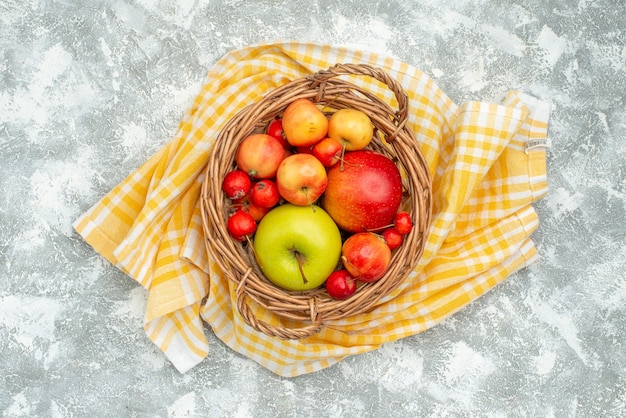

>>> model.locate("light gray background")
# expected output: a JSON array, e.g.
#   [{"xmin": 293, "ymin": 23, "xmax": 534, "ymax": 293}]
[{"xmin": 1, "ymin": 0, "xmax": 625, "ymax": 417}]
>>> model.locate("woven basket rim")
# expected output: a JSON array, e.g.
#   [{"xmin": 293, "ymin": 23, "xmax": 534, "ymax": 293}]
[{"xmin": 200, "ymin": 63, "xmax": 432, "ymax": 340}]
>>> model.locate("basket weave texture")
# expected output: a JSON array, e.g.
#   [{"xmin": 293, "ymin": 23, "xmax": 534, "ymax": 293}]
[{"xmin": 201, "ymin": 63, "xmax": 432, "ymax": 340}]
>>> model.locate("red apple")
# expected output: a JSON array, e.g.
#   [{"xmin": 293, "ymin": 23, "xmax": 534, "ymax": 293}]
[
  {"xmin": 325, "ymin": 270, "xmax": 357, "ymax": 300},
  {"xmin": 312, "ymin": 137, "xmax": 343, "ymax": 167},
  {"xmin": 250, "ymin": 179, "xmax": 280, "ymax": 208},
  {"xmin": 222, "ymin": 169, "xmax": 251, "ymax": 200},
  {"xmin": 381, "ymin": 227, "xmax": 403, "ymax": 250},
  {"xmin": 341, "ymin": 232, "xmax": 391, "ymax": 283},
  {"xmin": 235, "ymin": 133, "xmax": 285, "ymax": 179},
  {"xmin": 227, "ymin": 211, "xmax": 257, "ymax": 241},
  {"xmin": 276, "ymin": 153, "xmax": 327, "ymax": 206},
  {"xmin": 394, "ymin": 211, "xmax": 413, "ymax": 235},
  {"xmin": 281, "ymin": 98, "xmax": 329, "ymax": 147},
  {"xmin": 322, "ymin": 150, "xmax": 403, "ymax": 233}
]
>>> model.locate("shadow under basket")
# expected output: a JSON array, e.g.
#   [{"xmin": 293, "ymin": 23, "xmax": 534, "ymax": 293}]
[{"xmin": 201, "ymin": 63, "xmax": 432, "ymax": 340}]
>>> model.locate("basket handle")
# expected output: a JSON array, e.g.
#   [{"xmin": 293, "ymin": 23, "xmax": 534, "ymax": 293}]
[
  {"xmin": 308, "ymin": 63, "xmax": 409, "ymax": 142},
  {"xmin": 235, "ymin": 269, "xmax": 323, "ymax": 340}
]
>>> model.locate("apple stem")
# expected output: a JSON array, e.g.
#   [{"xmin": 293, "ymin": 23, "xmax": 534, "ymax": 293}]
[
  {"xmin": 321, "ymin": 94, "xmax": 342, "ymax": 112},
  {"xmin": 340, "ymin": 142, "xmax": 347, "ymax": 171},
  {"xmin": 365, "ymin": 223, "xmax": 394, "ymax": 232},
  {"xmin": 295, "ymin": 251, "xmax": 308, "ymax": 285},
  {"xmin": 302, "ymin": 188, "xmax": 316, "ymax": 212}
]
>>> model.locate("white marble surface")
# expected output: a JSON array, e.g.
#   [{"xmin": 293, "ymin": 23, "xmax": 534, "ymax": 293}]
[{"xmin": 1, "ymin": 0, "xmax": 625, "ymax": 416}]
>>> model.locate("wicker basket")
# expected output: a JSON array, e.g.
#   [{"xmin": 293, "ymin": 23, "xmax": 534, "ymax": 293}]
[{"xmin": 201, "ymin": 63, "xmax": 432, "ymax": 339}]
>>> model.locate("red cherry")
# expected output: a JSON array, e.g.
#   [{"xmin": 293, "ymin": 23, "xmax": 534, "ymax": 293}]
[
  {"xmin": 394, "ymin": 211, "xmax": 413, "ymax": 235},
  {"xmin": 227, "ymin": 211, "xmax": 256, "ymax": 241},
  {"xmin": 222, "ymin": 170, "xmax": 251, "ymax": 200},
  {"xmin": 312, "ymin": 137, "xmax": 343, "ymax": 167},
  {"xmin": 232, "ymin": 193, "xmax": 271, "ymax": 222},
  {"xmin": 250, "ymin": 179, "xmax": 280, "ymax": 208},
  {"xmin": 325, "ymin": 270, "xmax": 357, "ymax": 300},
  {"xmin": 381, "ymin": 227, "xmax": 403, "ymax": 250},
  {"xmin": 266, "ymin": 118, "xmax": 290, "ymax": 148},
  {"xmin": 295, "ymin": 144, "xmax": 315, "ymax": 155}
]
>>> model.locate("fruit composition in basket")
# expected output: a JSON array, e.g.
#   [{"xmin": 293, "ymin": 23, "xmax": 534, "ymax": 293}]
[{"xmin": 201, "ymin": 63, "xmax": 432, "ymax": 339}]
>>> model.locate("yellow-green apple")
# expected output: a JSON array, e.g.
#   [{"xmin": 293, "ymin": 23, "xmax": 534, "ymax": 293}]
[
  {"xmin": 253, "ymin": 204, "xmax": 342, "ymax": 291},
  {"xmin": 341, "ymin": 232, "xmax": 391, "ymax": 282},
  {"xmin": 236, "ymin": 133, "xmax": 285, "ymax": 179},
  {"xmin": 322, "ymin": 150, "xmax": 403, "ymax": 233},
  {"xmin": 312, "ymin": 137, "xmax": 343, "ymax": 167},
  {"xmin": 281, "ymin": 98, "xmax": 329, "ymax": 147},
  {"xmin": 328, "ymin": 108, "xmax": 373, "ymax": 151},
  {"xmin": 276, "ymin": 153, "xmax": 327, "ymax": 206}
]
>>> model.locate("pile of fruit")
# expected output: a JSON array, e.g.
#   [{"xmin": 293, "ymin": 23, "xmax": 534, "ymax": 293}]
[{"xmin": 221, "ymin": 98, "xmax": 413, "ymax": 300}]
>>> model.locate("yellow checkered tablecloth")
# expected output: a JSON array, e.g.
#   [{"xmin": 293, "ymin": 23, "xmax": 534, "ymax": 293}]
[{"xmin": 73, "ymin": 41, "xmax": 551, "ymax": 377}]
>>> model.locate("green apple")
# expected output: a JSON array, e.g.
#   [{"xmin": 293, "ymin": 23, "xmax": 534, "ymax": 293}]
[{"xmin": 253, "ymin": 204, "xmax": 342, "ymax": 291}]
